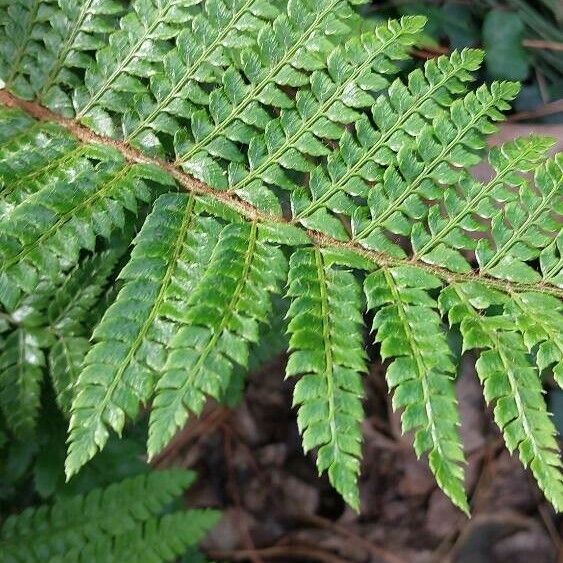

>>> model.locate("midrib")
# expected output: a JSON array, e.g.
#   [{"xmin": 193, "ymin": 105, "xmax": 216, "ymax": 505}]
[
  {"xmin": 76, "ymin": 2, "xmax": 176, "ymax": 118},
  {"xmin": 228, "ymin": 27, "xmax": 401, "ymax": 195},
  {"xmin": 176, "ymin": 0, "xmax": 341, "ymax": 165},
  {"xmin": 2, "ymin": 91, "xmax": 561, "ymax": 300},
  {"xmin": 125, "ymin": 0, "xmax": 257, "ymax": 142},
  {"xmin": 315, "ymin": 248, "xmax": 339, "ymax": 459}
]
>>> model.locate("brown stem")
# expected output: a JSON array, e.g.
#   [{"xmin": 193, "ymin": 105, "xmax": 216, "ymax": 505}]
[{"xmin": 1, "ymin": 91, "xmax": 560, "ymax": 299}]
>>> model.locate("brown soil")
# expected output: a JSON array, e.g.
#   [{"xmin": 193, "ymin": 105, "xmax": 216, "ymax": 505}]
[{"xmin": 154, "ymin": 356, "xmax": 562, "ymax": 563}]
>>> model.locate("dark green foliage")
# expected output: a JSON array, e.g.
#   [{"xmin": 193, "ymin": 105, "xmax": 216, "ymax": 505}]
[
  {"xmin": 0, "ymin": 469, "xmax": 219, "ymax": 562},
  {"xmin": 0, "ymin": 0, "xmax": 561, "ymax": 516}
]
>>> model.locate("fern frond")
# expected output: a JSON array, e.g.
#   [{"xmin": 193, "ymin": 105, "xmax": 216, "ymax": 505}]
[
  {"xmin": 286, "ymin": 248, "xmax": 366, "ymax": 509},
  {"xmin": 350, "ymin": 81, "xmax": 520, "ymax": 249},
  {"xmin": 0, "ymin": 3, "xmax": 561, "ymax": 514},
  {"xmin": 440, "ymin": 282, "xmax": 563, "ymax": 511},
  {"xmin": 65, "ymin": 193, "xmax": 218, "ymax": 474},
  {"xmin": 147, "ymin": 219, "xmax": 287, "ymax": 457},
  {"xmin": 505, "ymin": 291, "xmax": 563, "ymax": 387},
  {"xmin": 174, "ymin": 11, "xmax": 419, "ymax": 191},
  {"xmin": 0, "ymin": 142, "xmax": 166, "ymax": 310},
  {"xmin": 540, "ymin": 231, "xmax": 563, "ymax": 287},
  {"xmin": 53, "ymin": 510, "xmax": 219, "ymax": 563},
  {"xmin": 0, "ymin": 0, "xmax": 42, "ymax": 98},
  {"xmin": 478, "ymin": 153, "xmax": 563, "ymax": 283},
  {"xmin": 73, "ymin": 0, "xmax": 204, "ymax": 136},
  {"xmin": 365, "ymin": 266, "xmax": 468, "ymax": 513},
  {"xmin": 291, "ymin": 49, "xmax": 487, "ymax": 239},
  {"xmin": 47, "ymin": 247, "xmax": 127, "ymax": 413},
  {"xmin": 130, "ymin": 0, "xmax": 360, "ymax": 158},
  {"xmin": 0, "ymin": 468, "xmax": 219, "ymax": 562},
  {"xmin": 49, "ymin": 336, "xmax": 90, "ymax": 415},
  {"xmin": 412, "ymin": 134, "xmax": 556, "ymax": 272},
  {"xmin": 0, "ymin": 0, "xmax": 124, "ymax": 116}
]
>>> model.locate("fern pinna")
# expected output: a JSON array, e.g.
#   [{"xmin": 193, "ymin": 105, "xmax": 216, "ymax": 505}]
[
  {"xmin": 0, "ymin": 0, "xmax": 561, "ymax": 515},
  {"xmin": 0, "ymin": 468, "xmax": 219, "ymax": 562}
]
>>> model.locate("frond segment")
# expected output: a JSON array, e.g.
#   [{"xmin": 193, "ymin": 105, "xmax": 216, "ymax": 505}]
[
  {"xmin": 365, "ymin": 266, "xmax": 468, "ymax": 513},
  {"xmin": 148, "ymin": 220, "xmax": 287, "ymax": 456},
  {"xmin": 440, "ymin": 283, "xmax": 563, "ymax": 511},
  {"xmin": 287, "ymin": 248, "xmax": 367, "ymax": 509},
  {"xmin": 0, "ymin": 469, "xmax": 219, "ymax": 562}
]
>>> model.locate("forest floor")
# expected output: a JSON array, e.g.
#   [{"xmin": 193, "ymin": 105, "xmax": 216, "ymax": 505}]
[{"xmin": 154, "ymin": 352, "xmax": 562, "ymax": 563}]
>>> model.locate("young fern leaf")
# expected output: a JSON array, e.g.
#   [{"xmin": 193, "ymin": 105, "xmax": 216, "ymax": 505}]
[
  {"xmin": 365, "ymin": 266, "xmax": 468, "ymax": 514},
  {"xmin": 440, "ymin": 283, "xmax": 563, "ymax": 512},
  {"xmin": 0, "ymin": 468, "xmax": 219, "ymax": 562},
  {"xmin": 148, "ymin": 220, "xmax": 287, "ymax": 457},
  {"xmin": 286, "ymin": 248, "xmax": 367, "ymax": 510}
]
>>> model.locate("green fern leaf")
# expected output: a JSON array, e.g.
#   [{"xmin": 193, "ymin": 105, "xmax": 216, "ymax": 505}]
[
  {"xmin": 286, "ymin": 248, "xmax": 366, "ymax": 509},
  {"xmin": 0, "ymin": 1, "xmax": 561, "ymax": 514},
  {"xmin": 65, "ymin": 193, "xmax": 220, "ymax": 475},
  {"xmin": 440, "ymin": 282, "xmax": 563, "ymax": 511},
  {"xmin": 505, "ymin": 292, "xmax": 563, "ymax": 387},
  {"xmin": 412, "ymin": 134, "xmax": 556, "ymax": 272},
  {"xmin": 365, "ymin": 266, "xmax": 468, "ymax": 514},
  {"xmin": 351, "ymin": 81, "xmax": 520, "ymax": 250},
  {"xmin": 477, "ymin": 153, "xmax": 563, "ymax": 283},
  {"xmin": 0, "ymin": 327, "xmax": 49, "ymax": 435},
  {"xmin": 0, "ymin": 468, "xmax": 219, "ymax": 562},
  {"xmin": 148, "ymin": 219, "xmax": 287, "ymax": 457},
  {"xmin": 73, "ymin": 0, "xmax": 204, "ymax": 136},
  {"xmin": 130, "ymin": 0, "xmax": 359, "ymax": 158},
  {"xmin": 0, "ymin": 137, "xmax": 165, "ymax": 309},
  {"xmin": 174, "ymin": 13, "xmax": 422, "ymax": 193}
]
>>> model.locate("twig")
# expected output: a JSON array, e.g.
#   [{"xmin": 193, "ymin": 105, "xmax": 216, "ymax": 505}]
[
  {"xmin": 296, "ymin": 513, "xmax": 407, "ymax": 563},
  {"xmin": 523, "ymin": 39, "xmax": 563, "ymax": 51},
  {"xmin": 207, "ymin": 544, "xmax": 350, "ymax": 563},
  {"xmin": 508, "ymin": 99, "xmax": 563, "ymax": 122}
]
